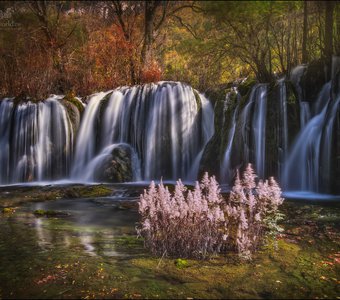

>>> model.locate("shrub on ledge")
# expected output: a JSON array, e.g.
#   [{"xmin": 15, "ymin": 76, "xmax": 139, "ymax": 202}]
[{"xmin": 137, "ymin": 164, "xmax": 284, "ymax": 259}]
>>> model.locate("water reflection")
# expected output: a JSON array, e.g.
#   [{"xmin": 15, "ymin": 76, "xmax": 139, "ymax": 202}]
[{"xmin": 22, "ymin": 196, "xmax": 140, "ymax": 257}]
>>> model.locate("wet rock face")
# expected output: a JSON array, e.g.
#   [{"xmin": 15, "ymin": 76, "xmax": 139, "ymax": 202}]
[
  {"xmin": 332, "ymin": 109, "xmax": 340, "ymax": 194},
  {"xmin": 300, "ymin": 59, "xmax": 327, "ymax": 103},
  {"xmin": 95, "ymin": 144, "xmax": 133, "ymax": 183},
  {"xmin": 198, "ymin": 98, "xmax": 224, "ymax": 180}
]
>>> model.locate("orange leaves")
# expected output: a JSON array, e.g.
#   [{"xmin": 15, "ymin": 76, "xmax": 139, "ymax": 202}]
[
  {"xmin": 69, "ymin": 24, "xmax": 139, "ymax": 94},
  {"xmin": 140, "ymin": 61, "xmax": 162, "ymax": 83}
]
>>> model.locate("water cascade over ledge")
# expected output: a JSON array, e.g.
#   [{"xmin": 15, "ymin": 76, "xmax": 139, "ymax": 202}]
[
  {"xmin": 0, "ymin": 96, "xmax": 74, "ymax": 183},
  {"xmin": 217, "ymin": 63, "xmax": 340, "ymax": 194},
  {"xmin": 0, "ymin": 82, "xmax": 214, "ymax": 184},
  {"xmin": 1, "ymin": 76, "xmax": 339, "ymax": 196}
]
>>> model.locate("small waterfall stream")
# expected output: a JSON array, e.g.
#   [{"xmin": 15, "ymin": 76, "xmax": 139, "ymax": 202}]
[
  {"xmin": 278, "ymin": 79, "xmax": 288, "ymax": 178},
  {"xmin": 220, "ymin": 92, "xmax": 239, "ymax": 184},
  {"xmin": 252, "ymin": 85, "xmax": 268, "ymax": 178}
]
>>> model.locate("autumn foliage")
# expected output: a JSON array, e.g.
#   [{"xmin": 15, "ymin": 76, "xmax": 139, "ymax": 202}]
[
  {"xmin": 68, "ymin": 24, "xmax": 138, "ymax": 95},
  {"xmin": 137, "ymin": 164, "xmax": 284, "ymax": 259},
  {"xmin": 140, "ymin": 61, "xmax": 162, "ymax": 84}
]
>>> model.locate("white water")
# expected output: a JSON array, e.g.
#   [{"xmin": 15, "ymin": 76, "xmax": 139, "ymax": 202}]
[
  {"xmin": 71, "ymin": 82, "xmax": 214, "ymax": 182},
  {"xmin": 282, "ymin": 81, "xmax": 339, "ymax": 192},
  {"xmin": 0, "ymin": 96, "xmax": 73, "ymax": 183},
  {"xmin": 290, "ymin": 65, "xmax": 312, "ymax": 127},
  {"xmin": 278, "ymin": 79, "xmax": 288, "ymax": 178},
  {"xmin": 252, "ymin": 85, "xmax": 267, "ymax": 178},
  {"xmin": 71, "ymin": 92, "xmax": 111, "ymax": 178},
  {"xmin": 220, "ymin": 92, "xmax": 239, "ymax": 184}
]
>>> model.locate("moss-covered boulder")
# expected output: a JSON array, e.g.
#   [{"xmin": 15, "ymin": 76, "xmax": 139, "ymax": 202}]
[
  {"xmin": 61, "ymin": 91, "xmax": 84, "ymax": 136},
  {"xmin": 95, "ymin": 144, "xmax": 134, "ymax": 183}
]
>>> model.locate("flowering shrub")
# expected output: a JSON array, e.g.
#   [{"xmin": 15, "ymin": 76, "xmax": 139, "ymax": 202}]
[
  {"xmin": 226, "ymin": 164, "xmax": 284, "ymax": 259},
  {"xmin": 137, "ymin": 164, "xmax": 284, "ymax": 259}
]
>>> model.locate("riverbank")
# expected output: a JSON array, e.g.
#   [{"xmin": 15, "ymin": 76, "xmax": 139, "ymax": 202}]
[{"xmin": 0, "ymin": 185, "xmax": 339, "ymax": 299}]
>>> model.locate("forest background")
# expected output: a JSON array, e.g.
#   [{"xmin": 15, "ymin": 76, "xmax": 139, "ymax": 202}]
[{"xmin": 0, "ymin": 1, "xmax": 339, "ymax": 99}]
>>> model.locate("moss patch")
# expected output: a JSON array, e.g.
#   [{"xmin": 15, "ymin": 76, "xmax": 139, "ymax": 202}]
[
  {"xmin": 63, "ymin": 91, "xmax": 84, "ymax": 114},
  {"xmin": 0, "ymin": 184, "xmax": 112, "ymax": 208}
]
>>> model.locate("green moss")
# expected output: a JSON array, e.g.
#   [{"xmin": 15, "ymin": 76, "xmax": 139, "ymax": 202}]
[
  {"xmin": 2, "ymin": 207, "xmax": 15, "ymax": 214},
  {"xmin": 114, "ymin": 236, "xmax": 143, "ymax": 248},
  {"xmin": 71, "ymin": 185, "xmax": 112, "ymax": 198},
  {"xmin": 63, "ymin": 91, "xmax": 84, "ymax": 113},
  {"xmin": 193, "ymin": 89, "xmax": 201, "ymax": 111},
  {"xmin": 237, "ymin": 77, "xmax": 257, "ymax": 97},
  {"xmin": 0, "ymin": 185, "xmax": 113, "ymax": 208},
  {"xmin": 174, "ymin": 258, "xmax": 188, "ymax": 269},
  {"xmin": 33, "ymin": 209, "xmax": 58, "ymax": 217}
]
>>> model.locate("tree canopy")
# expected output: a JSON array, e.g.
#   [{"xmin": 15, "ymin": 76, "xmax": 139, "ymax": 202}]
[{"xmin": 0, "ymin": 0, "xmax": 339, "ymax": 98}]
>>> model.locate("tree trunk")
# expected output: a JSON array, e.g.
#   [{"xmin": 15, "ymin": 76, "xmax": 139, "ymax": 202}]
[
  {"xmin": 141, "ymin": 1, "xmax": 158, "ymax": 68},
  {"xmin": 335, "ymin": 3, "xmax": 340, "ymax": 56},
  {"xmin": 324, "ymin": 1, "xmax": 335, "ymax": 79},
  {"xmin": 302, "ymin": 0, "xmax": 308, "ymax": 63},
  {"xmin": 286, "ymin": 17, "xmax": 291, "ymax": 75}
]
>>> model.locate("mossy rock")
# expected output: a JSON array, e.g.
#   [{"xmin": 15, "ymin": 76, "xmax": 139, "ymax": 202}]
[
  {"xmin": 61, "ymin": 185, "xmax": 112, "ymax": 198},
  {"xmin": 63, "ymin": 91, "xmax": 84, "ymax": 114},
  {"xmin": 94, "ymin": 144, "xmax": 134, "ymax": 183},
  {"xmin": 193, "ymin": 89, "xmax": 201, "ymax": 111},
  {"xmin": 204, "ymin": 83, "xmax": 232, "ymax": 105},
  {"xmin": 237, "ymin": 77, "xmax": 257, "ymax": 97},
  {"xmin": 33, "ymin": 209, "xmax": 59, "ymax": 217},
  {"xmin": 98, "ymin": 91, "xmax": 113, "ymax": 131},
  {"xmin": 61, "ymin": 100, "xmax": 81, "ymax": 136}
]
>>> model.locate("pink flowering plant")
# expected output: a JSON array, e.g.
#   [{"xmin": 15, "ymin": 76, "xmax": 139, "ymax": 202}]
[{"xmin": 137, "ymin": 164, "xmax": 284, "ymax": 259}]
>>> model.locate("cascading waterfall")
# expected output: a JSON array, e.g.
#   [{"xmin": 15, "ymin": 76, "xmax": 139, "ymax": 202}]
[
  {"xmin": 186, "ymin": 94, "xmax": 214, "ymax": 180},
  {"xmin": 282, "ymin": 82, "xmax": 340, "ymax": 192},
  {"xmin": 220, "ymin": 84, "xmax": 267, "ymax": 184},
  {"xmin": 277, "ymin": 79, "xmax": 288, "ymax": 178},
  {"xmin": 0, "ymin": 82, "xmax": 213, "ymax": 184},
  {"xmin": 290, "ymin": 65, "xmax": 311, "ymax": 127},
  {"xmin": 0, "ymin": 96, "xmax": 73, "ymax": 184},
  {"xmin": 1, "ymin": 76, "xmax": 339, "ymax": 195},
  {"xmin": 71, "ymin": 91, "xmax": 111, "ymax": 178},
  {"xmin": 71, "ymin": 82, "xmax": 214, "ymax": 182},
  {"xmin": 0, "ymin": 99, "xmax": 13, "ymax": 184},
  {"xmin": 240, "ymin": 85, "xmax": 258, "ymax": 165},
  {"xmin": 220, "ymin": 91, "xmax": 239, "ymax": 184},
  {"xmin": 252, "ymin": 85, "xmax": 267, "ymax": 178}
]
